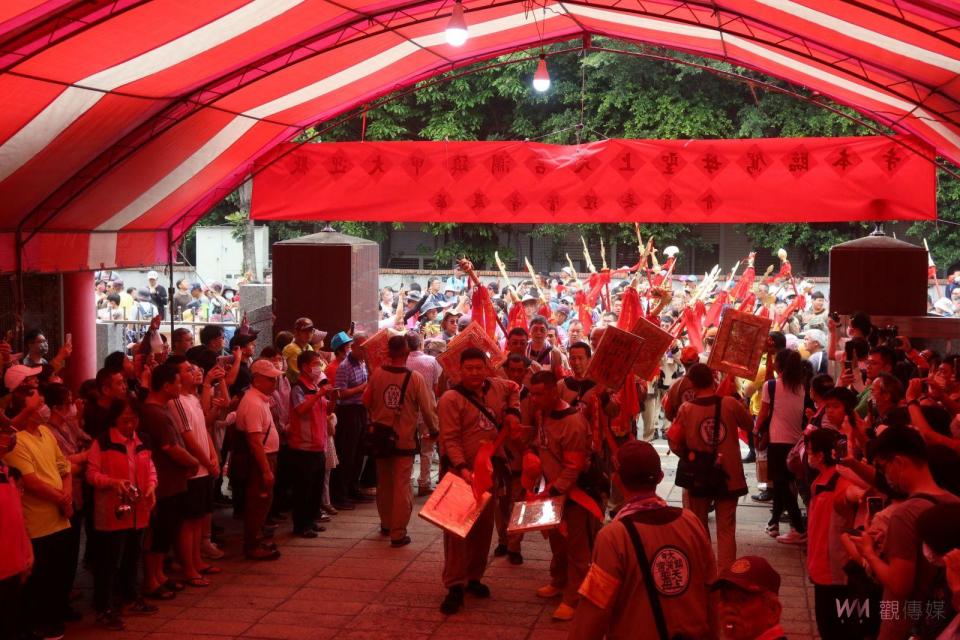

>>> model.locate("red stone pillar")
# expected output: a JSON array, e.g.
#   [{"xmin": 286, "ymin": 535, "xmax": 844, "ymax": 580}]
[{"xmin": 62, "ymin": 271, "xmax": 96, "ymax": 392}]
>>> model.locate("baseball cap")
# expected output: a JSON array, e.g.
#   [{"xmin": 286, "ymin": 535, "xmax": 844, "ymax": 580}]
[
  {"xmin": 712, "ymin": 556, "xmax": 781, "ymax": 595},
  {"xmin": 4, "ymin": 364, "xmax": 42, "ymax": 392},
  {"xmin": 442, "ymin": 309, "xmax": 463, "ymax": 320},
  {"xmin": 810, "ymin": 291, "xmax": 825, "ymax": 300},
  {"xmin": 250, "ymin": 359, "xmax": 283, "ymax": 379},
  {"xmin": 147, "ymin": 270, "xmax": 159, "ymax": 280},
  {"xmin": 330, "ymin": 331, "xmax": 353, "ymax": 352},
  {"xmin": 615, "ymin": 440, "xmax": 662, "ymax": 487},
  {"xmin": 229, "ymin": 330, "xmax": 260, "ymax": 350},
  {"xmin": 294, "ymin": 317, "xmax": 314, "ymax": 332},
  {"xmin": 679, "ymin": 346, "xmax": 700, "ymax": 364},
  {"xmin": 556, "ymin": 305, "xmax": 571, "ymax": 316}
]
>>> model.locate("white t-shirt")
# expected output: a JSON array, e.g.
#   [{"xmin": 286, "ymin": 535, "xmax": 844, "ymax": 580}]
[
  {"xmin": 236, "ymin": 387, "xmax": 281, "ymax": 454},
  {"xmin": 762, "ymin": 378, "xmax": 806, "ymax": 445},
  {"xmin": 168, "ymin": 394, "xmax": 210, "ymax": 478}
]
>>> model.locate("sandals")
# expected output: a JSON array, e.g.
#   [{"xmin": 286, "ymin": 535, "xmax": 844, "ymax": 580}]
[
  {"xmin": 163, "ymin": 579, "xmax": 185, "ymax": 592},
  {"xmin": 143, "ymin": 586, "xmax": 176, "ymax": 601},
  {"xmin": 184, "ymin": 577, "xmax": 211, "ymax": 588}
]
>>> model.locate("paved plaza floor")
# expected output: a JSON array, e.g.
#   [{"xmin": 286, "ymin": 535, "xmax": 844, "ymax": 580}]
[{"xmin": 65, "ymin": 444, "xmax": 819, "ymax": 639}]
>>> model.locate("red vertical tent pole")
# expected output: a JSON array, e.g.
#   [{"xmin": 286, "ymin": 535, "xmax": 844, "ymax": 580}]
[{"xmin": 62, "ymin": 271, "xmax": 96, "ymax": 392}]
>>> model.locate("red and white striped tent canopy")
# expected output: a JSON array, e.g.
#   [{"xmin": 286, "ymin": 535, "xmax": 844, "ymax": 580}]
[{"xmin": 1, "ymin": 0, "xmax": 958, "ymax": 273}]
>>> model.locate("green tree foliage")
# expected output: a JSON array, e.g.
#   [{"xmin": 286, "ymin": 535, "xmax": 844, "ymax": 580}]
[{"xmin": 193, "ymin": 38, "xmax": 960, "ymax": 273}]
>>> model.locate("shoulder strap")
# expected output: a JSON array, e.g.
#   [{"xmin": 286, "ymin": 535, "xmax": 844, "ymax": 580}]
[
  {"xmin": 396, "ymin": 371, "xmax": 413, "ymax": 411},
  {"xmin": 454, "ymin": 385, "xmax": 499, "ymax": 427},
  {"xmin": 622, "ymin": 520, "xmax": 670, "ymax": 640},
  {"xmin": 712, "ymin": 397, "xmax": 723, "ymax": 456}
]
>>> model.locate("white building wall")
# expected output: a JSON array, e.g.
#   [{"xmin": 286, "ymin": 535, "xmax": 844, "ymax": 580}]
[{"xmin": 195, "ymin": 226, "xmax": 269, "ymax": 284}]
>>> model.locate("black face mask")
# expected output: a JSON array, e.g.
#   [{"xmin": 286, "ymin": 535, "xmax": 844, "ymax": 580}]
[{"xmin": 874, "ymin": 466, "xmax": 907, "ymax": 501}]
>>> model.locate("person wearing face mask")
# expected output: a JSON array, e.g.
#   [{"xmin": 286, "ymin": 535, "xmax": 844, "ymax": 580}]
[
  {"xmin": 0, "ymin": 424, "xmax": 34, "ymax": 640},
  {"xmin": 43, "ymin": 383, "xmax": 91, "ymax": 611},
  {"xmin": 803, "ymin": 428, "xmax": 864, "ymax": 637},
  {"xmin": 287, "ymin": 350, "xmax": 331, "ymax": 538},
  {"xmin": 3, "ymin": 385, "xmax": 74, "ymax": 640},
  {"xmin": 85, "ymin": 398, "xmax": 158, "ymax": 630},
  {"xmin": 851, "ymin": 427, "xmax": 960, "ymax": 640}
]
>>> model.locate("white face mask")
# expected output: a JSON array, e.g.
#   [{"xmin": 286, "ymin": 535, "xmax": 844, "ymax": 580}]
[
  {"xmin": 922, "ymin": 543, "xmax": 945, "ymax": 567},
  {"xmin": 38, "ymin": 404, "xmax": 51, "ymax": 423}
]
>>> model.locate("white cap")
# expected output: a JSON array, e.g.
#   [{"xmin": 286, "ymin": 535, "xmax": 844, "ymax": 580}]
[
  {"xmin": 147, "ymin": 270, "xmax": 159, "ymax": 280},
  {"xmin": 4, "ymin": 364, "xmax": 42, "ymax": 391}
]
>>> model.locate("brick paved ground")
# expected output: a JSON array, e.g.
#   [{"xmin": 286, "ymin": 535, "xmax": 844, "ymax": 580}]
[{"xmin": 65, "ymin": 443, "xmax": 818, "ymax": 639}]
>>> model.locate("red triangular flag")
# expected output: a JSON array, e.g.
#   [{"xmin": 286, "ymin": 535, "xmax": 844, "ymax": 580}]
[
  {"xmin": 471, "ymin": 283, "xmax": 498, "ymax": 342},
  {"xmin": 507, "ymin": 301, "xmax": 528, "ymax": 333},
  {"xmin": 704, "ymin": 290, "xmax": 728, "ymax": 328},
  {"xmin": 682, "ymin": 307, "xmax": 705, "ymax": 353},
  {"xmin": 730, "ymin": 265, "xmax": 755, "ymax": 301},
  {"xmin": 618, "ymin": 287, "xmax": 642, "ymax": 332},
  {"xmin": 574, "ymin": 290, "xmax": 592, "ymax": 339}
]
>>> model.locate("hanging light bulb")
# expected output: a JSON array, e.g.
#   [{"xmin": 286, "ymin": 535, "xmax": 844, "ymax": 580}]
[
  {"xmin": 532, "ymin": 54, "xmax": 551, "ymax": 92},
  {"xmin": 445, "ymin": 1, "xmax": 468, "ymax": 46}
]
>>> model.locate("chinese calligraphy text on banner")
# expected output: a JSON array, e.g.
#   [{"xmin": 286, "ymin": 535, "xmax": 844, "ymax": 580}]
[{"xmin": 251, "ymin": 137, "xmax": 935, "ymax": 224}]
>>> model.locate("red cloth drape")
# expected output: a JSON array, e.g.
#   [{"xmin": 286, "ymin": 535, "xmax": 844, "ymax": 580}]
[{"xmin": 472, "ymin": 284, "xmax": 498, "ymax": 342}]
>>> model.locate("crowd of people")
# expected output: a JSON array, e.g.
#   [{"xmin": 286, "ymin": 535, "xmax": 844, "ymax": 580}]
[
  {"xmin": 1, "ymin": 248, "xmax": 960, "ymax": 640},
  {"xmin": 94, "ymin": 271, "xmax": 242, "ymax": 325}
]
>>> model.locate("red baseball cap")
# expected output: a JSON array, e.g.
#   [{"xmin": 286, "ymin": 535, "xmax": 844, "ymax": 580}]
[
  {"xmin": 679, "ymin": 346, "xmax": 700, "ymax": 364},
  {"xmin": 711, "ymin": 556, "xmax": 781, "ymax": 596}
]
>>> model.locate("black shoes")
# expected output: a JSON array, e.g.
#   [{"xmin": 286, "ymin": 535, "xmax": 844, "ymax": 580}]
[
  {"xmin": 508, "ymin": 552, "xmax": 523, "ymax": 565},
  {"xmin": 493, "ymin": 543, "xmax": 508, "ymax": 557},
  {"xmin": 751, "ymin": 489, "xmax": 773, "ymax": 503},
  {"xmin": 440, "ymin": 581, "xmax": 491, "ymax": 614},
  {"xmin": 466, "ymin": 581, "xmax": 490, "ymax": 598},
  {"xmin": 440, "ymin": 585, "xmax": 465, "ymax": 614},
  {"xmin": 391, "ymin": 536, "xmax": 412, "ymax": 547}
]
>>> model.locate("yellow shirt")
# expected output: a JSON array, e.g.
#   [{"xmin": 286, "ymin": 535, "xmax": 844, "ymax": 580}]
[
  {"xmin": 282, "ymin": 342, "xmax": 314, "ymax": 383},
  {"xmin": 4, "ymin": 425, "xmax": 70, "ymax": 539}
]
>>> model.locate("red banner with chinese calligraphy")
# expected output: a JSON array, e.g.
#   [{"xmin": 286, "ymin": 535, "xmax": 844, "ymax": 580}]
[{"xmin": 251, "ymin": 137, "xmax": 935, "ymax": 223}]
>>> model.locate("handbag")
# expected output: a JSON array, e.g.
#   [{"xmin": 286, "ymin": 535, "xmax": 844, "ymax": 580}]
[
  {"xmin": 674, "ymin": 397, "xmax": 729, "ymax": 498},
  {"xmin": 228, "ymin": 421, "xmax": 273, "ymax": 483},
  {"xmin": 361, "ymin": 371, "xmax": 412, "ymax": 458}
]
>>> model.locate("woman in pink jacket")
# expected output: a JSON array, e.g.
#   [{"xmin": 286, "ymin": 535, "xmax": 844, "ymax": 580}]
[{"xmin": 86, "ymin": 398, "xmax": 157, "ymax": 630}]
